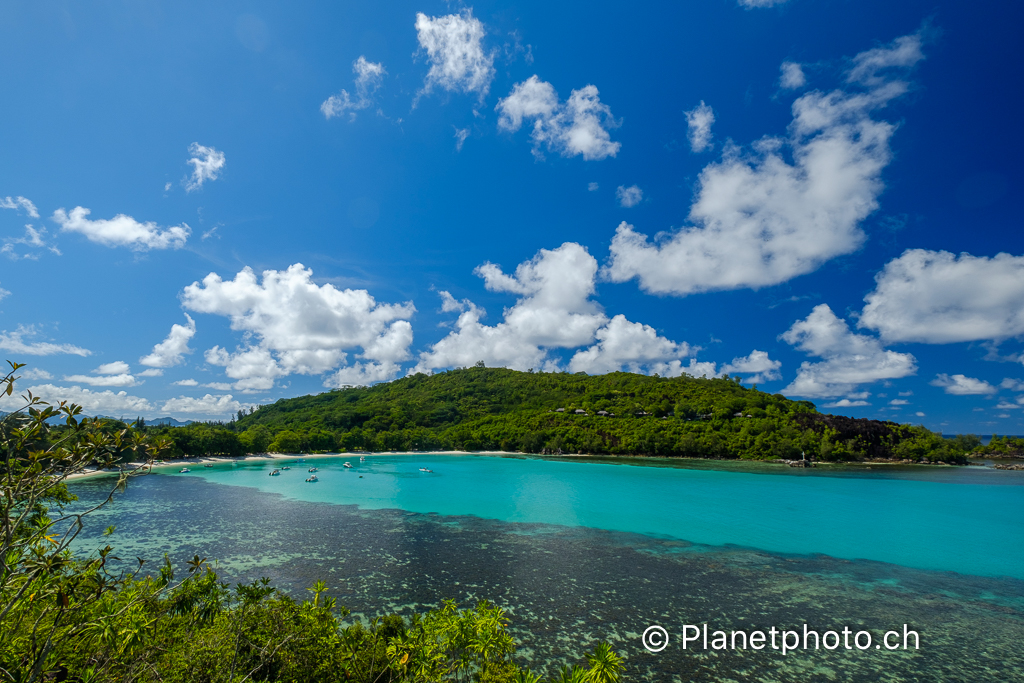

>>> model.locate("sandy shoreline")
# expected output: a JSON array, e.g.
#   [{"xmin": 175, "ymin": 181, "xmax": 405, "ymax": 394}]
[
  {"xmin": 63, "ymin": 449, "xmax": 991, "ymax": 481},
  {"xmin": 64, "ymin": 450, "xmax": 510, "ymax": 480}
]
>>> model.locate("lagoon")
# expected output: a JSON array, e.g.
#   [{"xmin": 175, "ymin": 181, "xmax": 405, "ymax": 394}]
[
  {"xmin": 69, "ymin": 454, "xmax": 1024, "ymax": 682},
  {"xmin": 174, "ymin": 453, "xmax": 1023, "ymax": 579}
]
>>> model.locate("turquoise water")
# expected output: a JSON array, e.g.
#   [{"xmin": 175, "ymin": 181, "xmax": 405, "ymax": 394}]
[{"xmin": 168, "ymin": 454, "xmax": 1024, "ymax": 579}]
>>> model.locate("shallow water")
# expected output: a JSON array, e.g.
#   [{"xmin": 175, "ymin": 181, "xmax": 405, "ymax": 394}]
[{"xmin": 69, "ymin": 455, "xmax": 1024, "ymax": 682}]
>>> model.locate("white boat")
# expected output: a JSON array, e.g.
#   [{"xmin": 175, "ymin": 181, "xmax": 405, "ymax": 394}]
[
  {"xmin": 269, "ymin": 469, "xmax": 280, "ymax": 476},
  {"xmin": 308, "ymin": 467, "xmax": 318, "ymax": 472},
  {"xmin": 281, "ymin": 466, "xmax": 290, "ymax": 470},
  {"xmin": 359, "ymin": 456, "xmax": 366, "ymax": 462},
  {"xmin": 419, "ymin": 467, "xmax": 433, "ymax": 473},
  {"xmin": 179, "ymin": 468, "xmax": 191, "ymax": 473},
  {"xmin": 343, "ymin": 462, "xmax": 353, "ymax": 468},
  {"xmin": 305, "ymin": 475, "xmax": 318, "ymax": 482}
]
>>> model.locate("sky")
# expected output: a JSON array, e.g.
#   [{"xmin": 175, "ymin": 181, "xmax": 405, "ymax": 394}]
[{"xmin": 0, "ymin": 0, "xmax": 1022, "ymax": 434}]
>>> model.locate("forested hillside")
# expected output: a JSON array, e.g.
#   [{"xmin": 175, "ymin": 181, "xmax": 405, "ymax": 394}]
[{"xmin": 151, "ymin": 367, "xmax": 973, "ymax": 464}]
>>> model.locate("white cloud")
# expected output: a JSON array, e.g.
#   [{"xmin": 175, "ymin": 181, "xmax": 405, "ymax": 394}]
[
  {"xmin": 138, "ymin": 368, "xmax": 163, "ymax": 377},
  {"xmin": 616, "ymin": 185, "xmax": 643, "ymax": 208},
  {"xmin": 738, "ymin": 0, "xmax": 789, "ymax": 7},
  {"xmin": 0, "ymin": 284, "xmax": 8, "ymax": 300},
  {"xmin": 173, "ymin": 378, "xmax": 199, "ymax": 386},
  {"xmin": 140, "ymin": 315, "xmax": 196, "ymax": 368},
  {"xmin": 0, "ymin": 196, "xmax": 39, "ymax": 218},
  {"xmin": 930, "ymin": 374, "xmax": 997, "ymax": 396},
  {"xmin": 824, "ymin": 399, "xmax": 870, "ymax": 408},
  {"xmin": 684, "ymin": 101, "xmax": 715, "ymax": 152},
  {"xmin": 860, "ymin": 249, "xmax": 1024, "ymax": 343},
  {"xmin": 568, "ymin": 314, "xmax": 692, "ymax": 375},
  {"xmin": 781, "ymin": 304, "xmax": 916, "ymax": 398},
  {"xmin": 3, "ymin": 225, "xmax": 61, "ymax": 260},
  {"xmin": 0, "ymin": 383, "xmax": 152, "ymax": 415},
  {"xmin": 779, "ymin": 61, "xmax": 806, "ymax": 89},
  {"xmin": 183, "ymin": 263, "xmax": 414, "ymax": 390},
  {"xmin": 454, "ymin": 127, "xmax": 470, "ymax": 151},
  {"xmin": 588, "ymin": 182, "xmax": 599, "ymax": 192},
  {"xmin": 63, "ymin": 373, "xmax": 139, "ymax": 388},
  {"xmin": 605, "ymin": 32, "xmax": 924, "ymax": 296},
  {"xmin": 325, "ymin": 361, "xmax": 402, "ymax": 388},
  {"xmin": 655, "ymin": 359, "xmax": 720, "ymax": 379},
  {"xmin": 415, "ymin": 9, "xmax": 494, "ymax": 100},
  {"xmin": 202, "ymin": 382, "xmax": 234, "ymax": 391},
  {"xmin": 420, "ymin": 244, "xmax": 706, "ymax": 378},
  {"xmin": 161, "ymin": 393, "xmax": 243, "ymax": 417},
  {"xmin": 17, "ymin": 367, "xmax": 52, "ymax": 380},
  {"xmin": 0, "ymin": 325, "xmax": 90, "ymax": 356},
  {"xmin": 321, "ymin": 56, "xmax": 387, "ymax": 120},
  {"xmin": 915, "ymin": 412, "xmax": 925, "ymax": 417},
  {"xmin": 847, "ymin": 33, "xmax": 925, "ymax": 87},
  {"xmin": 720, "ymin": 350, "xmax": 782, "ymax": 383},
  {"xmin": 95, "ymin": 361, "xmax": 130, "ymax": 375},
  {"xmin": 496, "ymin": 75, "xmax": 621, "ymax": 161},
  {"xmin": 889, "ymin": 399, "xmax": 909, "ymax": 405},
  {"xmin": 53, "ymin": 207, "xmax": 190, "ymax": 251},
  {"xmin": 995, "ymin": 402, "xmax": 1019, "ymax": 410},
  {"xmin": 1001, "ymin": 378, "xmax": 1024, "ymax": 391},
  {"xmin": 184, "ymin": 143, "xmax": 226, "ymax": 192},
  {"xmin": 418, "ymin": 243, "xmax": 608, "ymax": 372}
]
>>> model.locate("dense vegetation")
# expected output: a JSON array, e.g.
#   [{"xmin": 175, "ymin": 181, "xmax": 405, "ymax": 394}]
[
  {"xmin": 1, "ymin": 361, "xmax": 622, "ymax": 682},
  {"xmin": 153, "ymin": 366, "xmax": 975, "ymax": 464},
  {"xmin": 973, "ymin": 435, "xmax": 1024, "ymax": 458}
]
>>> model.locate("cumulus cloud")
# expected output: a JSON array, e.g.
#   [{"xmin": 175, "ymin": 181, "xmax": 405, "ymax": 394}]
[
  {"xmin": 62, "ymin": 360, "xmax": 140, "ymax": 387},
  {"xmin": 173, "ymin": 378, "xmax": 199, "ymax": 386},
  {"xmin": 824, "ymin": 399, "xmax": 870, "ymax": 408},
  {"xmin": 568, "ymin": 315, "xmax": 692, "ymax": 375},
  {"xmin": 781, "ymin": 304, "xmax": 916, "ymax": 398},
  {"xmin": 720, "ymin": 350, "xmax": 782, "ymax": 383},
  {"xmin": 684, "ymin": 101, "xmax": 715, "ymax": 152},
  {"xmin": 588, "ymin": 182, "xmax": 599, "ymax": 192},
  {"xmin": 62, "ymin": 373, "xmax": 139, "ymax": 387},
  {"xmin": 605, "ymin": 31, "xmax": 924, "ymax": 296},
  {"xmin": 930, "ymin": 374, "xmax": 997, "ymax": 396},
  {"xmin": 53, "ymin": 207, "xmax": 190, "ymax": 251},
  {"xmin": 616, "ymin": 185, "xmax": 643, "ymax": 208},
  {"xmin": 1, "ymin": 196, "xmax": 39, "ymax": 218},
  {"xmin": 739, "ymin": 0, "xmax": 789, "ymax": 6},
  {"xmin": 860, "ymin": 249, "xmax": 1024, "ymax": 343},
  {"xmin": 418, "ymin": 243, "xmax": 609, "ymax": 371},
  {"xmin": 321, "ymin": 56, "xmax": 387, "ymax": 120},
  {"xmin": 0, "ymin": 325, "xmax": 90, "ymax": 356},
  {"xmin": 161, "ymin": 393, "xmax": 244, "ymax": 416},
  {"xmin": 138, "ymin": 368, "xmax": 163, "ymax": 377},
  {"xmin": 415, "ymin": 9, "xmax": 494, "ymax": 100},
  {"xmin": 1001, "ymin": 378, "xmax": 1024, "ymax": 392},
  {"xmin": 779, "ymin": 61, "xmax": 806, "ymax": 89},
  {"xmin": 17, "ymin": 367, "xmax": 52, "ymax": 380},
  {"xmin": 496, "ymin": 75, "xmax": 620, "ymax": 160},
  {"xmin": 140, "ymin": 315, "xmax": 196, "ymax": 368},
  {"xmin": 0, "ymin": 383, "xmax": 152, "ymax": 415},
  {"xmin": 183, "ymin": 264, "xmax": 414, "ymax": 390},
  {"xmin": 419, "ymin": 244, "xmax": 702, "ymax": 377},
  {"xmin": 889, "ymin": 399, "xmax": 909, "ymax": 405},
  {"xmin": 184, "ymin": 143, "xmax": 226, "ymax": 192}
]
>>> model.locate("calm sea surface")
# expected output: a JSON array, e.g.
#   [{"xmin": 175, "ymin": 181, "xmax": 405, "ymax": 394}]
[{"xmin": 69, "ymin": 454, "xmax": 1024, "ymax": 682}]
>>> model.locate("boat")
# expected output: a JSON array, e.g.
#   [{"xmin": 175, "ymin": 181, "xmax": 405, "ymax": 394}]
[
  {"xmin": 179, "ymin": 468, "xmax": 191, "ymax": 473},
  {"xmin": 308, "ymin": 467, "xmax": 318, "ymax": 472},
  {"xmin": 269, "ymin": 469, "xmax": 280, "ymax": 476},
  {"xmin": 305, "ymin": 475, "xmax": 318, "ymax": 482},
  {"xmin": 419, "ymin": 467, "xmax": 433, "ymax": 473},
  {"xmin": 359, "ymin": 456, "xmax": 366, "ymax": 462},
  {"xmin": 343, "ymin": 462, "xmax": 353, "ymax": 468},
  {"xmin": 281, "ymin": 466, "xmax": 290, "ymax": 470},
  {"xmin": 203, "ymin": 464, "xmax": 213, "ymax": 468}
]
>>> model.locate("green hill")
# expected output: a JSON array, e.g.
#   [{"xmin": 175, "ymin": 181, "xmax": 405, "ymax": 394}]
[{"xmin": 156, "ymin": 367, "xmax": 971, "ymax": 464}]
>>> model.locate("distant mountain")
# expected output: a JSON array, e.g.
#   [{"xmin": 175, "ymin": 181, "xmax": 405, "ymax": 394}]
[{"xmin": 146, "ymin": 417, "xmax": 195, "ymax": 427}]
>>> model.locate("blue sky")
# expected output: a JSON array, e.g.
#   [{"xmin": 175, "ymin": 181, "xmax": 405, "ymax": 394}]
[{"xmin": 1, "ymin": 0, "xmax": 1022, "ymax": 433}]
